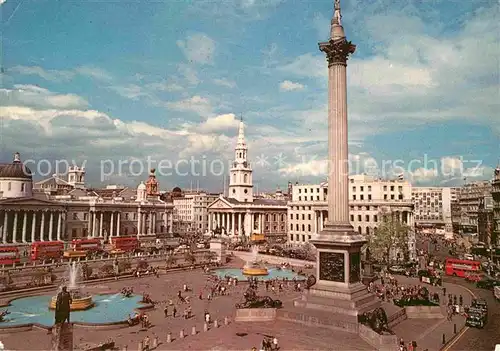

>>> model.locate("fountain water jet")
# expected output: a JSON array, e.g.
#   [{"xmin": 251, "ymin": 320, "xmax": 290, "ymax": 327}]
[
  {"xmin": 242, "ymin": 246, "xmax": 269, "ymax": 276},
  {"xmin": 49, "ymin": 262, "xmax": 94, "ymax": 311}
]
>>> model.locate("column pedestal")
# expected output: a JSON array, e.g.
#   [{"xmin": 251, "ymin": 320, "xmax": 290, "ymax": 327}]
[
  {"xmin": 51, "ymin": 323, "xmax": 73, "ymax": 351},
  {"xmin": 292, "ymin": 227, "xmax": 379, "ymax": 333}
]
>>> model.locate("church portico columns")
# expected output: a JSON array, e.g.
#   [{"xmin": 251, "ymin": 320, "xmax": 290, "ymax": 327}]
[
  {"xmin": 231, "ymin": 213, "xmax": 235, "ymax": 235},
  {"xmin": 12, "ymin": 212, "xmax": 18, "ymax": 243},
  {"xmin": 31, "ymin": 211, "xmax": 37, "ymax": 243},
  {"xmin": 22, "ymin": 212, "xmax": 28, "ymax": 243},
  {"xmin": 48, "ymin": 212, "xmax": 54, "ymax": 241},
  {"xmin": 56, "ymin": 211, "xmax": 62, "ymax": 241},
  {"xmin": 40, "ymin": 211, "xmax": 46, "ymax": 241},
  {"xmin": 2, "ymin": 211, "xmax": 8, "ymax": 244}
]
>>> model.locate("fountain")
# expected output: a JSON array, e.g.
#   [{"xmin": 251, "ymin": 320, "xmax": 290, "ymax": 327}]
[
  {"xmin": 49, "ymin": 262, "xmax": 94, "ymax": 311},
  {"xmin": 242, "ymin": 246, "xmax": 269, "ymax": 276}
]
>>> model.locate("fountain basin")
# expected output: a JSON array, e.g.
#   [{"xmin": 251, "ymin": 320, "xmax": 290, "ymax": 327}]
[
  {"xmin": 213, "ymin": 268, "xmax": 306, "ymax": 281},
  {"xmin": 242, "ymin": 267, "xmax": 269, "ymax": 276},
  {"xmin": 49, "ymin": 295, "xmax": 94, "ymax": 311}
]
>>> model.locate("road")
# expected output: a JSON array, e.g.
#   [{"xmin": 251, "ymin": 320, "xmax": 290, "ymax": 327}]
[{"xmin": 444, "ymin": 276, "xmax": 499, "ymax": 351}]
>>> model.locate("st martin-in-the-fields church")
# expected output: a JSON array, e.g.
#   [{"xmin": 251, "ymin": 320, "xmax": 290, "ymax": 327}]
[{"xmin": 207, "ymin": 119, "xmax": 288, "ymax": 243}]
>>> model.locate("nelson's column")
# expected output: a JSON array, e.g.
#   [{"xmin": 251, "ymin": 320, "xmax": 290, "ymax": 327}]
[{"xmin": 294, "ymin": 0, "xmax": 379, "ymax": 331}]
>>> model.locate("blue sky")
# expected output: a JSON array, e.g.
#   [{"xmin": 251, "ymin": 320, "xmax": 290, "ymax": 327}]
[{"xmin": 1, "ymin": 0, "xmax": 498, "ymax": 191}]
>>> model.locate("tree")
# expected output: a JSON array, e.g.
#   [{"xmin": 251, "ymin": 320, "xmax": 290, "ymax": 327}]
[
  {"xmin": 184, "ymin": 251, "xmax": 196, "ymax": 265},
  {"xmin": 367, "ymin": 213, "xmax": 410, "ymax": 264},
  {"xmin": 166, "ymin": 254, "xmax": 177, "ymax": 268}
]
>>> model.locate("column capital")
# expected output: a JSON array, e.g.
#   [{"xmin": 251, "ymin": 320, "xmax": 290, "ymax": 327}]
[{"xmin": 319, "ymin": 38, "xmax": 356, "ymax": 66}]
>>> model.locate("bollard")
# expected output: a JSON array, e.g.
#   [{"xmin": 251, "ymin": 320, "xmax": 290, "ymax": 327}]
[
  {"xmin": 214, "ymin": 320, "xmax": 219, "ymax": 328},
  {"xmin": 442, "ymin": 334, "xmax": 446, "ymax": 345},
  {"xmin": 224, "ymin": 316, "xmax": 228, "ymax": 325},
  {"xmin": 192, "ymin": 326, "xmax": 197, "ymax": 335},
  {"xmin": 137, "ymin": 341, "xmax": 142, "ymax": 351},
  {"xmin": 152, "ymin": 336, "xmax": 158, "ymax": 349},
  {"xmin": 166, "ymin": 332, "xmax": 172, "ymax": 343},
  {"xmin": 454, "ymin": 323, "xmax": 457, "ymax": 334},
  {"xmin": 203, "ymin": 323, "xmax": 208, "ymax": 332},
  {"xmin": 180, "ymin": 329, "xmax": 185, "ymax": 339}
]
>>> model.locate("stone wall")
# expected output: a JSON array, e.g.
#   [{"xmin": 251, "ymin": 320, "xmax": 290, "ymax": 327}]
[
  {"xmin": 405, "ymin": 306, "xmax": 443, "ymax": 319},
  {"xmin": 235, "ymin": 308, "xmax": 276, "ymax": 322},
  {"xmin": 51, "ymin": 323, "xmax": 73, "ymax": 351},
  {"xmin": 358, "ymin": 324, "xmax": 399, "ymax": 351}
]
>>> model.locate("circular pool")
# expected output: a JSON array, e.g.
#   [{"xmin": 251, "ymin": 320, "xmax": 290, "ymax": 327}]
[
  {"xmin": 213, "ymin": 268, "xmax": 306, "ymax": 281},
  {"xmin": 0, "ymin": 293, "xmax": 145, "ymax": 327}
]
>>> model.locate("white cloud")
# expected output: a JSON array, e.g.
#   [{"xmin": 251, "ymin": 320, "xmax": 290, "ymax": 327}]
[
  {"xmin": 177, "ymin": 33, "xmax": 216, "ymax": 65},
  {"xmin": 279, "ymin": 80, "xmax": 305, "ymax": 92},
  {"xmin": 9, "ymin": 66, "xmax": 75, "ymax": 82},
  {"xmin": 108, "ymin": 84, "xmax": 151, "ymax": 101},
  {"xmin": 165, "ymin": 95, "xmax": 213, "ymax": 116},
  {"xmin": 0, "ymin": 0, "xmax": 7, "ymax": 5},
  {"xmin": 1, "ymin": 85, "xmax": 88, "ymax": 109},
  {"xmin": 213, "ymin": 78, "xmax": 236, "ymax": 88},
  {"xmin": 9, "ymin": 65, "xmax": 112, "ymax": 83},
  {"xmin": 75, "ymin": 66, "xmax": 113, "ymax": 82},
  {"xmin": 146, "ymin": 82, "xmax": 183, "ymax": 92},
  {"xmin": 197, "ymin": 113, "xmax": 239, "ymax": 133}
]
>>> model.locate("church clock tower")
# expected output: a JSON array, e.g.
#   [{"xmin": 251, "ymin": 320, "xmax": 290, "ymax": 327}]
[{"xmin": 228, "ymin": 117, "xmax": 253, "ymax": 202}]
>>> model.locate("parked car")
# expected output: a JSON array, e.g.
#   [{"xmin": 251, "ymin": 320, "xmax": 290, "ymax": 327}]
[
  {"xmin": 388, "ymin": 265, "xmax": 406, "ymax": 274},
  {"xmin": 471, "ymin": 299, "xmax": 488, "ymax": 314},
  {"xmin": 465, "ymin": 309, "xmax": 487, "ymax": 328},
  {"xmin": 476, "ymin": 278, "xmax": 500, "ymax": 290}
]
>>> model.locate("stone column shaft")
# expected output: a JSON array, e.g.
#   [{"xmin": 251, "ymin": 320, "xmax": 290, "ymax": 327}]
[
  {"xmin": 137, "ymin": 211, "xmax": 142, "ymax": 235},
  {"xmin": 2, "ymin": 212, "xmax": 7, "ymax": 244},
  {"xmin": 48, "ymin": 212, "xmax": 54, "ymax": 241},
  {"xmin": 314, "ymin": 211, "xmax": 318, "ymax": 234},
  {"xmin": 40, "ymin": 212, "xmax": 45, "ymax": 241},
  {"xmin": 328, "ymin": 62, "xmax": 350, "ymax": 226},
  {"xmin": 116, "ymin": 212, "xmax": 121, "ymax": 236},
  {"xmin": 13, "ymin": 212, "xmax": 18, "ymax": 243},
  {"xmin": 99, "ymin": 212, "xmax": 104, "ymax": 237},
  {"xmin": 56, "ymin": 212, "xmax": 62, "ymax": 241},
  {"xmin": 31, "ymin": 211, "xmax": 37, "ymax": 243},
  {"xmin": 108, "ymin": 212, "xmax": 115, "ymax": 237},
  {"xmin": 231, "ymin": 213, "xmax": 235, "ymax": 235},
  {"xmin": 22, "ymin": 211, "xmax": 27, "ymax": 243},
  {"xmin": 238, "ymin": 213, "xmax": 242, "ymax": 235}
]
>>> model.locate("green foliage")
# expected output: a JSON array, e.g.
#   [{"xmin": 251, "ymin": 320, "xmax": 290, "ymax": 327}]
[
  {"xmin": 184, "ymin": 251, "xmax": 196, "ymax": 265},
  {"xmin": 367, "ymin": 213, "xmax": 410, "ymax": 263}
]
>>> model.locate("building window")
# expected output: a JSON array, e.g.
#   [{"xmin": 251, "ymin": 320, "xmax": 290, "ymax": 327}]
[
  {"xmin": 360, "ymin": 194, "xmax": 364, "ymax": 200},
  {"xmin": 368, "ymin": 186, "xmax": 372, "ymax": 191},
  {"xmin": 308, "ymin": 214, "xmax": 311, "ymax": 220},
  {"xmin": 308, "ymin": 224, "xmax": 311, "ymax": 232},
  {"xmin": 21, "ymin": 183, "xmax": 25, "ymax": 192},
  {"xmin": 390, "ymin": 186, "xmax": 395, "ymax": 191},
  {"xmin": 83, "ymin": 213, "xmax": 88, "ymax": 220},
  {"xmin": 350, "ymin": 214, "xmax": 354, "ymax": 221},
  {"xmin": 366, "ymin": 227, "xmax": 370, "ymax": 235},
  {"xmin": 358, "ymin": 215, "xmax": 362, "ymax": 221},
  {"xmin": 384, "ymin": 194, "xmax": 388, "ymax": 200},
  {"xmin": 365, "ymin": 215, "xmax": 369, "ymax": 221},
  {"xmin": 374, "ymin": 215, "xmax": 378, "ymax": 222},
  {"xmin": 296, "ymin": 234, "xmax": 299, "ymax": 241},
  {"xmin": 290, "ymin": 234, "xmax": 293, "ymax": 241},
  {"xmin": 358, "ymin": 226, "xmax": 362, "ymax": 233},
  {"xmin": 391, "ymin": 194, "xmax": 395, "ymax": 200},
  {"xmin": 368, "ymin": 194, "xmax": 372, "ymax": 200},
  {"xmin": 383, "ymin": 186, "xmax": 387, "ymax": 191},
  {"xmin": 72, "ymin": 213, "xmax": 77, "ymax": 220},
  {"xmin": 353, "ymin": 195, "xmax": 356, "ymax": 200},
  {"xmin": 244, "ymin": 174, "xmax": 248, "ymax": 183},
  {"xmin": 296, "ymin": 224, "xmax": 299, "ymax": 231},
  {"xmin": 302, "ymin": 214, "xmax": 305, "ymax": 220},
  {"xmin": 298, "ymin": 189, "xmax": 301, "ymax": 193},
  {"xmin": 299, "ymin": 196, "xmax": 301, "ymax": 201},
  {"xmin": 302, "ymin": 235, "xmax": 306, "ymax": 242},
  {"xmin": 290, "ymin": 214, "xmax": 293, "ymax": 220},
  {"xmin": 7, "ymin": 182, "xmax": 11, "ymax": 191},
  {"xmin": 360, "ymin": 186, "xmax": 364, "ymax": 191},
  {"xmin": 302, "ymin": 224, "xmax": 305, "ymax": 231},
  {"xmin": 304, "ymin": 188, "xmax": 307, "ymax": 193},
  {"xmin": 295, "ymin": 214, "xmax": 299, "ymax": 220},
  {"xmin": 352, "ymin": 186, "xmax": 356, "ymax": 192}
]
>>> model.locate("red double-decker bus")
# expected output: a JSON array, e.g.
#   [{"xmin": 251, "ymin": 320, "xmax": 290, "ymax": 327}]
[
  {"xmin": 110, "ymin": 237, "xmax": 139, "ymax": 253},
  {"xmin": 71, "ymin": 239, "xmax": 102, "ymax": 253},
  {"xmin": 30, "ymin": 241, "xmax": 64, "ymax": 261},
  {"xmin": 0, "ymin": 246, "xmax": 20, "ymax": 265},
  {"xmin": 445, "ymin": 257, "xmax": 481, "ymax": 278}
]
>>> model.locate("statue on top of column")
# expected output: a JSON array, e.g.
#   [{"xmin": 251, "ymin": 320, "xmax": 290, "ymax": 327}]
[
  {"xmin": 333, "ymin": 0, "xmax": 342, "ymax": 25},
  {"xmin": 145, "ymin": 168, "xmax": 159, "ymax": 196}
]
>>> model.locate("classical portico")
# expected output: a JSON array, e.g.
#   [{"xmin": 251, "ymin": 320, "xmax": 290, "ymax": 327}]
[
  {"xmin": 0, "ymin": 198, "xmax": 66, "ymax": 244},
  {"xmin": 208, "ymin": 197, "xmax": 287, "ymax": 240}
]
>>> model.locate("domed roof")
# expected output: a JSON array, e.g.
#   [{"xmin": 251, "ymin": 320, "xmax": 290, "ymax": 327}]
[
  {"xmin": 137, "ymin": 181, "xmax": 146, "ymax": 190},
  {"xmin": 0, "ymin": 153, "xmax": 32, "ymax": 180},
  {"xmin": 172, "ymin": 187, "xmax": 182, "ymax": 193}
]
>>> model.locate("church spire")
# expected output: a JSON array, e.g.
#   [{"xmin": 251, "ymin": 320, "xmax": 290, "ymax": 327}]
[
  {"xmin": 330, "ymin": 0, "xmax": 345, "ymax": 40},
  {"xmin": 236, "ymin": 115, "xmax": 246, "ymax": 150}
]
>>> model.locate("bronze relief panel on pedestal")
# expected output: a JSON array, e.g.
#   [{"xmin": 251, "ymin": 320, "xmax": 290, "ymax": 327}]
[
  {"xmin": 349, "ymin": 252, "xmax": 361, "ymax": 283},
  {"xmin": 319, "ymin": 252, "xmax": 345, "ymax": 282}
]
